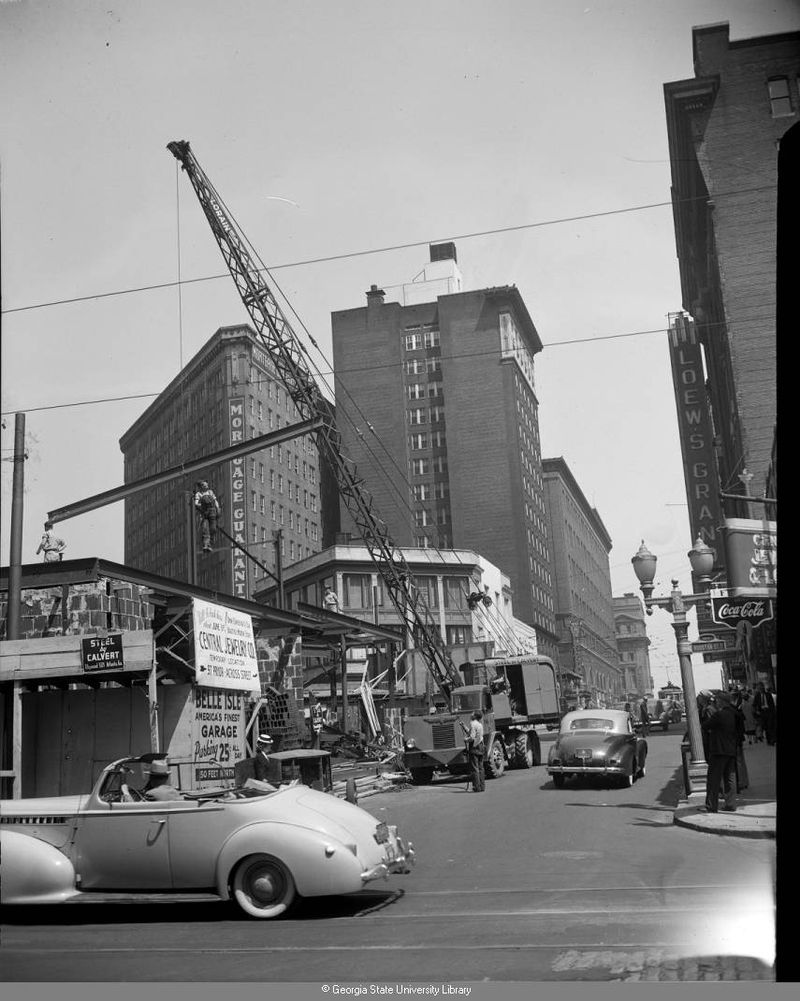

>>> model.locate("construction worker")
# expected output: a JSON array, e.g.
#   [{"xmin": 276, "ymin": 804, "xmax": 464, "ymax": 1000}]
[
  {"xmin": 194, "ymin": 480, "xmax": 221, "ymax": 553},
  {"xmin": 36, "ymin": 521, "xmax": 66, "ymax": 563}
]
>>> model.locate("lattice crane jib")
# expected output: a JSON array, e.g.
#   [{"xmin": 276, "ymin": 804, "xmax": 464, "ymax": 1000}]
[{"xmin": 168, "ymin": 140, "xmax": 461, "ymax": 702}]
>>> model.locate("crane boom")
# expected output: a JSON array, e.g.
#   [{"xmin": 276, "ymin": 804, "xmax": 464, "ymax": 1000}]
[{"xmin": 167, "ymin": 140, "xmax": 462, "ymax": 701}]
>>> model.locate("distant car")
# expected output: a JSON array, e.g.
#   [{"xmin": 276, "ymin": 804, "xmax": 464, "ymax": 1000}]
[
  {"xmin": 547, "ymin": 709, "xmax": 647, "ymax": 788},
  {"xmin": 0, "ymin": 754, "xmax": 415, "ymax": 919}
]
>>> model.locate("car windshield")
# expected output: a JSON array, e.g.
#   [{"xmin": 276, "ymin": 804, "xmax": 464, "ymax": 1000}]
[
  {"xmin": 569, "ymin": 717, "xmax": 614, "ymax": 731},
  {"xmin": 452, "ymin": 692, "xmax": 483, "ymax": 712}
]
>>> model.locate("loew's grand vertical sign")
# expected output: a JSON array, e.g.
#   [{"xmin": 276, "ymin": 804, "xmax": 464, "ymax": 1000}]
[
  {"xmin": 667, "ymin": 314, "xmax": 723, "ymax": 549},
  {"xmin": 228, "ymin": 397, "xmax": 249, "ymax": 598}
]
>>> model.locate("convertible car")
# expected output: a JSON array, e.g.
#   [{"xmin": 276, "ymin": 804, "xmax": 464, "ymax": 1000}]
[
  {"xmin": 547, "ymin": 709, "xmax": 647, "ymax": 788},
  {"xmin": 0, "ymin": 754, "xmax": 414, "ymax": 919}
]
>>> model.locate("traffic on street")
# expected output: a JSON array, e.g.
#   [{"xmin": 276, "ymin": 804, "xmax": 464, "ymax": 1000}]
[{"xmin": 0, "ymin": 730, "xmax": 775, "ymax": 984}]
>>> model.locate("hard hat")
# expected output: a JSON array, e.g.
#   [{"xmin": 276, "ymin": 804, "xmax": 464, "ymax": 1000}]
[
  {"xmin": 256, "ymin": 734, "xmax": 274, "ymax": 747},
  {"xmin": 148, "ymin": 759, "xmax": 171, "ymax": 776}
]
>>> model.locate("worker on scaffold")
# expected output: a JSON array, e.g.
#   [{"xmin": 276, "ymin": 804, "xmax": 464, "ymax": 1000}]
[
  {"xmin": 194, "ymin": 480, "xmax": 221, "ymax": 553},
  {"xmin": 36, "ymin": 521, "xmax": 66, "ymax": 563}
]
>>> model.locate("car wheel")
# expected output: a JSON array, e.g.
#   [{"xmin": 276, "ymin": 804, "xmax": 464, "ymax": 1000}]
[
  {"xmin": 409, "ymin": 767, "xmax": 434, "ymax": 785},
  {"xmin": 485, "ymin": 740, "xmax": 505, "ymax": 778},
  {"xmin": 232, "ymin": 855, "xmax": 296, "ymax": 919},
  {"xmin": 514, "ymin": 733, "xmax": 534, "ymax": 769},
  {"xmin": 552, "ymin": 773, "xmax": 566, "ymax": 789}
]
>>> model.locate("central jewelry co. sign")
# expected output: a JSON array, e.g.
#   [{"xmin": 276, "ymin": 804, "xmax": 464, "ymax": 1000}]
[{"xmin": 192, "ymin": 598, "xmax": 260, "ymax": 692}]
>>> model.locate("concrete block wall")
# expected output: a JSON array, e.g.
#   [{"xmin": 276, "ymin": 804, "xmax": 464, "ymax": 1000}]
[
  {"xmin": 0, "ymin": 578, "xmax": 155, "ymax": 640},
  {"xmin": 255, "ymin": 631, "xmax": 305, "ymax": 746}
]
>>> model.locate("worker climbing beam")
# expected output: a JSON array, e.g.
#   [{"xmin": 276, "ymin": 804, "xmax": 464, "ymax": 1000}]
[{"xmin": 46, "ymin": 416, "xmax": 323, "ymax": 525}]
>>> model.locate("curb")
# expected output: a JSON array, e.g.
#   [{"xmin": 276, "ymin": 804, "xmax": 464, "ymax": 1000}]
[{"xmin": 673, "ymin": 805, "xmax": 776, "ymax": 839}]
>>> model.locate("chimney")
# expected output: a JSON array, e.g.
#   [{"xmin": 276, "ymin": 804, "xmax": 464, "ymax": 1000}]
[
  {"xmin": 366, "ymin": 284, "xmax": 385, "ymax": 307},
  {"xmin": 429, "ymin": 242, "xmax": 457, "ymax": 264}
]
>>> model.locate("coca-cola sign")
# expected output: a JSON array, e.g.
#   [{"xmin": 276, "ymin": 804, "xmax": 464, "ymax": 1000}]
[{"xmin": 711, "ymin": 596, "xmax": 774, "ymax": 629}]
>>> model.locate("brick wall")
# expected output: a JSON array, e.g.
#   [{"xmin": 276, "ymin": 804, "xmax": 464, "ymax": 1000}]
[{"xmin": 0, "ymin": 577, "xmax": 154, "ymax": 640}]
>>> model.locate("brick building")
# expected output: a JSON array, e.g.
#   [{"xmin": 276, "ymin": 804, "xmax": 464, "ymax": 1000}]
[
  {"xmin": 664, "ymin": 22, "xmax": 797, "ymax": 507},
  {"xmin": 541, "ymin": 457, "xmax": 622, "ymax": 705},
  {"xmin": 119, "ymin": 325, "xmax": 324, "ymax": 601},
  {"xmin": 613, "ymin": 593, "xmax": 654, "ymax": 699},
  {"xmin": 330, "ymin": 245, "xmax": 559, "ymax": 660}
]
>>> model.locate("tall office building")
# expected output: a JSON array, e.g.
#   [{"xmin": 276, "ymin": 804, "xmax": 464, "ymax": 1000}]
[
  {"xmin": 120, "ymin": 325, "xmax": 323, "ymax": 599},
  {"xmin": 542, "ymin": 456, "xmax": 622, "ymax": 704},
  {"xmin": 613, "ymin": 593, "xmax": 654, "ymax": 699},
  {"xmin": 331, "ymin": 244, "xmax": 559, "ymax": 660},
  {"xmin": 664, "ymin": 21, "xmax": 797, "ymax": 505}
]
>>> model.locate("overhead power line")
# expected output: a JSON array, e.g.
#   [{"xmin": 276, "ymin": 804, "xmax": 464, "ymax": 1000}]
[{"xmin": 1, "ymin": 183, "xmax": 775, "ymax": 316}]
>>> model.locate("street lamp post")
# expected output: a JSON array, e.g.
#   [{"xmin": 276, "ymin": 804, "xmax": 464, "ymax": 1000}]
[{"xmin": 631, "ymin": 536, "xmax": 716, "ymax": 803}]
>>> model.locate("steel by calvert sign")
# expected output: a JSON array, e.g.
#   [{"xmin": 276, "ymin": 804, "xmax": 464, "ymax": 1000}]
[
  {"xmin": 711, "ymin": 596, "xmax": 774, "ymax": 630},
  {"xmin": 667, "ymin": 315, "xmax": 724, "ymax": 550},
  {"xmin": 723, "ymin": 517, "xmax": 777, "ymax": 597},
  {"xmin": 192, "ymin": 598, "xmax": 260, "ymax": 692},
  {"xmin": 81, "ymin": 634, "xmax": 124, "ymax": 672}
]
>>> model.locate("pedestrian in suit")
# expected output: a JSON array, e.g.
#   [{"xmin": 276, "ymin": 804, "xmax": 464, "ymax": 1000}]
[
  {"xmin": 701, "ymin": 691, "xmax": 739, "ymax": 813},
  {"xmin": 467, "ymin": 711, "xmax": 486, "ymax": 792},
  {"xmin": 740, "ymin": 692, "xmax": 757, "ymax": 744},
  {"xmin": 729, "ymin": 689, "xmax": 749, "ymax": 792},
  {"xmin": 753, "ymin": 683, "xmax": 776, "ymax": 745}
]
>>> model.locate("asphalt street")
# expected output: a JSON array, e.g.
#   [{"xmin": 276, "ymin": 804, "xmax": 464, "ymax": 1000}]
[{"xmin": 1, "ymin": 730, "xmax": 776, "ymax": 984}]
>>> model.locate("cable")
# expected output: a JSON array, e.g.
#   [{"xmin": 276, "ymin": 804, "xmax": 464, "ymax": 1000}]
[{"xmin": 1, "ymin": 182, "xmax": 776, "ymax": 316}]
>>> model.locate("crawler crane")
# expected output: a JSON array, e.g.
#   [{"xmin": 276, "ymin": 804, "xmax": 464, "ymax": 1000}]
[{"xmin": 167, "ymin": 140, "xmax": 463, "ymax": 707}]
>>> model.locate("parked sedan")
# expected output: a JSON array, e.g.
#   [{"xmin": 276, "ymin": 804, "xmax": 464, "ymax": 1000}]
[
  {"xmin": 0, "ymin": 754, "xmax": 415, "ymax": 919},
  {"xmin": 547, "ymin": 709, "xmax": 647, "ymax": 788}
]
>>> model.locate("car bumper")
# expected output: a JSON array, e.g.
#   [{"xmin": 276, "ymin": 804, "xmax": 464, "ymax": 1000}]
[
  {"xmin": 361, "ymin": 838, "xmax": 415, "ymax": 883},
  {"xmin": 547, "ymin": 765, "xmax": 626, "ymax": 775}
]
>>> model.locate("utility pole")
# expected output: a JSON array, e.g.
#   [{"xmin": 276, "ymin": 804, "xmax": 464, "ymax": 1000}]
[
  {"xmin": 7, "ymin": 414, "xmax": 27, "ymax": 641},
  {"xmin": 272, "ymin": 529, "xmax": 284, "ymax": 609},
  {"xmin": 186, "ymin": 492, "xmax": 197, "ymax": 585}
]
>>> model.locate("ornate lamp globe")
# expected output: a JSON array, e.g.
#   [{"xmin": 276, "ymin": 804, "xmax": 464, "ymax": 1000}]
[{"xmin": 687, "ymin": 536, "xmax": 715, "ymax": 585}]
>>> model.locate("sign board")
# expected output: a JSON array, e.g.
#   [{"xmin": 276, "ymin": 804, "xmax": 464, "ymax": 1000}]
[
  {"xmin": 667, "ymin": 315, "xmax": 724, "ymax": 551},
  {"xmin": 191, "ymin": 687, "xmax": 248, "ymax": 787},
  {"xmin": 723, "ymin": 518, "xmax": 777, "ymax": 597},
  {"xmin": 691, "ymin": 639, "xmax": 732, "ymax": 654},
  {"xmin": 710, "ymin": 596, "xmax": 774, "ymax": 630},
  {"xmin": 228, "ymin": 397, "xmax": 250, "ymax": 599},
  {"xmin": 192, "ymin": 598, "xmax": 260, "ymax": 692},
  {"xmin": 81, "ymin": 634, "xmax": 124, "ymax": 672}
]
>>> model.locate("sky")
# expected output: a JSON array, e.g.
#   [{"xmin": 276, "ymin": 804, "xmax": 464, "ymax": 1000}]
[{"xmin": 1, "ymin": 0, "xmax": 793, "ymax": 691}]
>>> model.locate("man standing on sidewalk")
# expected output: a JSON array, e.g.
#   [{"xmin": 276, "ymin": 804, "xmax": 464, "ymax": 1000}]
[
  {"xmin": 467, "ymin": 710, "xmax": 486, "ymax": 793},
  {"xmin": 701, "ymin": 691, "xmax": 740, "ymax": 813}
]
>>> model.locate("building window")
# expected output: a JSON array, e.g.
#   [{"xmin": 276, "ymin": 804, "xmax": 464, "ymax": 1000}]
[
  {"xmin": 409, "ymin": 433, "xmax": 428, "ymax": 450},
  {"xmin": 251, "ymin": 490, "xmax": 257, "ymax": 511},
  {"xmin": 768, "ymin": 77, "xmax": 794, "ymax": 117},
  {"xmin": 408, "ymin": 407, "xmax": 427, "ymax": 425},
  {"xmin": 278, "ymin": 474, "xmax": 284, "ymax": 493},
  {"xmin": 259, "ymin": 463, "xmax": 265, "ymax": 483},
  {"xmin": 407, "ymin": 383, "xmax": 426, "ymax": 400},
  {"xmin": 343, "ymin": 573, "xmax": 373, "ymax": 609},
  {"xmin": 411, "ymin": 458, "xmax": 429, "ymax": 475},
  {"xmin": 260, "ymin": 495, "xmax": 266, "ymax": 515},
  {"xmin": 443, "ymin": 577, "xmax": 465, "ymax": 609},
  {"xmin": 446, "ymin": 624, "xmax": 472, "ymax": 646},
  {"xmin": 423, "ymin": 327, "xmax": 440, "ymax": 348},
  {"xmin": 404, "ymin": 329, "xmax": 422, "ymax": 351}
]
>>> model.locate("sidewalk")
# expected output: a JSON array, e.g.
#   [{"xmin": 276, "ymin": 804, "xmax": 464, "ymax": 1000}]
[{"xmin": 673, "ymin": 739, "xmax": 776, "ymax": 838}]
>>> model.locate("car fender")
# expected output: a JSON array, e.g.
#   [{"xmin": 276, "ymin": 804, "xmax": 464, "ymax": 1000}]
[
  {"xmin": 215, "ymin": 822, "xmax": 364, "ymax": 900},
  {"xmin": 0, "ymin": 829, "xmax": 80, "ymax": 904}
]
